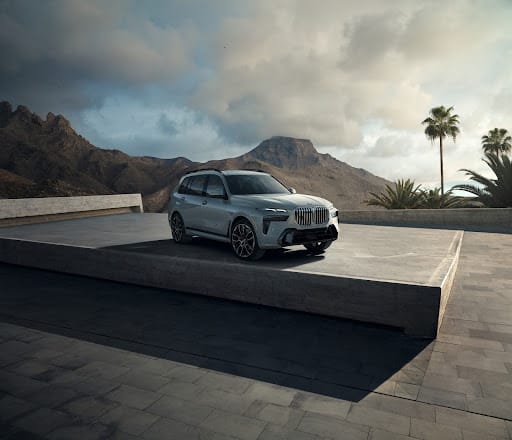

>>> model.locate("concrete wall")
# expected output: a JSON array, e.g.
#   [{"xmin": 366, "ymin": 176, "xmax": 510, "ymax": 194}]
[
  {"xmin": 0, "ymin": 194, "xmax": 143, "ymax": 225},
  {"xmin": 340, "ymin": 208, "xmax": 512, "ymax": 232}
]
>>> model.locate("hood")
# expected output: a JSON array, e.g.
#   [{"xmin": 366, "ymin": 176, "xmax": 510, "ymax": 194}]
[{"xmin": 230, "ymin": 193, "xmax": 333, "ymax": 209}]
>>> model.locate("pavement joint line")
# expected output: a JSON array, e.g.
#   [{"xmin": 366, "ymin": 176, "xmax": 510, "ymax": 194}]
[{"xmin": 2, "ymin": 317, "xmax": 512, "ymax": 424}]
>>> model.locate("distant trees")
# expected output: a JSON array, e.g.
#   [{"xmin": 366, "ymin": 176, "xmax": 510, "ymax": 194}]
[
  {"xmin": 366, "ymin": 179, "xmax": 423, "ymax": 209},
  {"xmin": 481, "ymin": 128, "xmax": 511, "ymax": 155},
  {"xmin": 365, "ymin": 179, "xmax": 465, "ymax": 209},
  {"xmin": 422, "ymin": 106, "xmax": 460, "ymax": 195},
  {"xmin": 453, "ymin": 153, "xmax": 512, "ymax": 207}
]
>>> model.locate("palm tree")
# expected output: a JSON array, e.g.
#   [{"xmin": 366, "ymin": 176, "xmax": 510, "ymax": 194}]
[
  {"xmin": 453, "ymin": 153, "xmax": 512, "ymax": 207},
  {"xmin": 365, "ymin": 179, "xmax": 424, "ymax": 209},
  {"xmin": 481, "ymin": 128, "xmax": 511, "ymax": 155},
  {"xmin": 419, "ymin": 187, "xmax": 467, "ymax": 208},
  {"xmin": 421, "ymin": 106, "xmax": 460, "ymax": 195}
]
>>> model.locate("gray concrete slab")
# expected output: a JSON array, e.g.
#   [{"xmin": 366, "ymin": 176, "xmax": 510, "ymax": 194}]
[
  {"xmin": 0, "ymin": 213, "xmax": 460, "ymax": 286},
  {"xmin": 0, "ymin": 214, "xmax": 463, "ymax": 336}
]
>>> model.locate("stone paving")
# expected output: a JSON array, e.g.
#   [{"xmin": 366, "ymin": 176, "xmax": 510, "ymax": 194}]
[{"xmin": 0, "ymin": 229, "xmax": 511, "ymax": 438}]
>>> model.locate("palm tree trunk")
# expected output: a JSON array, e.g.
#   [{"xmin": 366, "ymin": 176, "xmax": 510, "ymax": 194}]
[{"xmin": 439, "ymin": 136, "xmax": 444, "ymax": 194}]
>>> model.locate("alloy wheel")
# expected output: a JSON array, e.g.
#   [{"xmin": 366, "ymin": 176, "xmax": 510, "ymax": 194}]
[{"xmin": 231, "ymin": 222, "xmax": 257, "ymax": 258}]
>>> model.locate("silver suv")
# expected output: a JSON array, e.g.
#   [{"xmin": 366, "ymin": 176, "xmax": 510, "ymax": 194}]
[{"xmin": 168, "ymin": 169, "xmax": 339, "ymax": 260}]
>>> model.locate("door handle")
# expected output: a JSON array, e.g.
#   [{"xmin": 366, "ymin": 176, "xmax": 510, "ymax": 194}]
[
  {"xmin": 180, "ymin": 196, "xmax": 185, "ymax": 201},
  {"xmin": 202, "ymin": 200, "xmax": 208, "ymax": 205}
]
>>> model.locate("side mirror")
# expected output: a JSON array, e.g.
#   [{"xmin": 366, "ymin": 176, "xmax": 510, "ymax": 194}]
[{"xmin": 289, "ymin": 187, "xmax": 296, "ymax": 194}]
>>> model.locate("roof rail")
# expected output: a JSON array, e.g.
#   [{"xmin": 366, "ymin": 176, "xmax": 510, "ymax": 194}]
[
  {"xmin": 183, "ymin": 168, "xmax": 224, "ymax": 175},
  {"xmin": 243, "ymin": 168, "xmax": 267, "ymax": 173}
]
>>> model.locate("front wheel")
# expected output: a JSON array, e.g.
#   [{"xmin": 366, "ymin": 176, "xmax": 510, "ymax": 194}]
[
  {"xmin": 170, "ymin": 212, "xmax": 191, "ymax": 244},
  {"xmin": 231, "ymin": 220, "xmax": 265, "ymax": 260},
  {"xmin": 304, "ymin": 241, "xmax": 332, "ymax": 254}
]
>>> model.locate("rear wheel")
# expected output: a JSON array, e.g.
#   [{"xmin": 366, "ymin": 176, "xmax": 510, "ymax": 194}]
[
  {"xmin": 231, "ymin": 219, "xmax": 265, "ymax": 260},
  {"xmin": 170, "ymin": 212, "xmax": 191, "ymax": 243},
  {"xmin": 303, "ymin": 241, "xmax": 332, "ymax": 254}
]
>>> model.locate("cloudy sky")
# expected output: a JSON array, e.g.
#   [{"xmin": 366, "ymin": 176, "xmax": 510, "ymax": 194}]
[{"xmin": 1, "ymin": 0, "xmax": 511, "ymax": 189}]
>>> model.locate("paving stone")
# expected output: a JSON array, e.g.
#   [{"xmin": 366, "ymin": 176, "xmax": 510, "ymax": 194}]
[
  {"xmin": 106, "ymin": 384, "xmax": 161, "ymax": 410},
  {"xmin": 421, "ymin": 374, "xmax": 482, "ymax": 398},
  {"xmin": 165, "ymin": 365, "xmax": 206, "ymax": 383},
  {"xmin": 0, "ymin": 371, "xmax": 48, "ymax": 397},
  {"xmin": 394, "ymin": 382, "xmax": 420, "ymax": 400},
  {"xmin": 25, "ymin": 348, "xmax": 65, "ymax": 362},
  {"xmin": 0, "ymin": 395, "xmax": 36, "ymax": 422},
  {"xmin": 47, "ymin": 422, "xmax": 113, "ymax": 440},
  {"xmin": 146, "ymin": 394, "xmax": 213, "ymax": 425},
  {"xmin": 12, "ymin": 407, "xmax": 75, "ymax": 436},
  {"xmin": 410, "ymin": 418, "xmax": 462, "ymax": 440},
  {"xmin": 60, "ymin": 395, "xmax": 118, "ymax": 418},
  {"xmin": 26, "ymin": 385, "xmax": 80, "ymax": 408},
  {"xmin": 243, "ymin": 382, "xmax": 297, "ymax": 407},
  {"xmin": 346, "ymin": 405, "xmax": 410, "ymax": 436},
  {"xmin": 141, "ymin": 417, "xmax": 198, "ymax": 440},
  {"xmin": 291, "ymin": 392, "xmax": 351, "ymax": 419},
  {"xmin": 116, "ymin": 370, "xmax": 170, "ymax": 392},
  {"xmin": 258, "ymin": 423, "xmax": 323, "ymax": 440},
  {"xmin": 196, "ymin": 371, "xmax": 252, "ymax": 394},
  {"xmin": 369, "ymin": 429, "xmax": 416, "ymax": 440},
  {"xmin": 466, "ymin": 396, "xmax": 512, "ymax": 420},
  {"xmin": 49, "ymin": 353, "xmax": 90, "ymax": 370},
  {"xmin": 137, "ymin": 358, "xmax": 182, "ymax": 377},
  {"xmin": 159, "ymin": 380, "xmax": 205, "ymax": 400},
  {"xmin": 100, "ymin": 405, "xmax": 160, "ymax": 436},
  {"xmin": 0, "ymin": 341, "xmax": 35, "ymax": 357},
  {"xmin": 461, "ymin": 430, "xmax": 505, "ymax": 440},
  {"xmin": 251, "ymin": 403, "xmax": 303, "ymax": 428},
  {"xmin": 417, "ymin": 386, "xmax": 467, "ymax": 410},
  {"xmin": 71, "ymin": 377, "xmax": 120, "ymax": 396},
  {"xmin": 297, "ymin": 412, "xmax": 369, "ymax": 440},
  {"xmin": 199, "ymin": 409, "xmax": 266, "ymax": 440},
  {"xmin": 197, "ymin": 388, "xmax": 255, "ymax": 415},
  {"xmin": 359, "ymin": 393, "xmax": 436, "ymax": 422},
  {"xmin": 74, "ymin": 361, "xmax": 130, "ymax": 380}
]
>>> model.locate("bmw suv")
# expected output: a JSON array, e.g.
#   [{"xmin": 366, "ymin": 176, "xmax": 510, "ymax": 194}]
[{"xmin": 168, "ymin": 169, "xmax": 339, "ymax": 260}]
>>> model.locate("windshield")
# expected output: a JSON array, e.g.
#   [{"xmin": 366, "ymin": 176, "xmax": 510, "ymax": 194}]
[{"xmin": 225, "ymin": 174, "xmax": 290, "ymax": 195}]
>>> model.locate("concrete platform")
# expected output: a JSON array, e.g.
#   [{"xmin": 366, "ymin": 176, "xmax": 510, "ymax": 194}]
[{"xmin": 0, "ymin": 213, "xmax": 463, "ymax": 337}]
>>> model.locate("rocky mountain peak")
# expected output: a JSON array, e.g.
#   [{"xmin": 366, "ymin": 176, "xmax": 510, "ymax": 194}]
[
  {"xmin": 245, "ymin": 136, "xmax": 321, "ymax": 169},
  {"xmin": 0, "ymin": 101, "xmax": 12, "ymax": 127}
]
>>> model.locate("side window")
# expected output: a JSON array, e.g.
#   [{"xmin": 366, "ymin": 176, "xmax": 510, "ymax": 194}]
[
  {"xmin": 178, "ymin": 177, "xmax": 191, "ymax": 194},
  {"xmin": 205, "ymin": 175, "xmax": 226, "ymax": 198},
  {"xmin": 188, "ymin": 175, "xmax": 207, "ymax": 196}
]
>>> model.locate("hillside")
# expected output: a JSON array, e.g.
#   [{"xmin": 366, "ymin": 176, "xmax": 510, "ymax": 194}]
[{"xmin": 0, "ymin": 102, "xmax": 389, "ymax": 211}]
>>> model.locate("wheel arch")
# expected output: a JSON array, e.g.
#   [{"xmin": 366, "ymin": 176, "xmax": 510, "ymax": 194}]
[{"xmin": 230, "ymin": 215, "xmax": 257, "ymax": 235}]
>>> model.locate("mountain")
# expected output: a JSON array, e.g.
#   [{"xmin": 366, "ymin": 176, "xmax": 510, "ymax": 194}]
[{"xmin": 0, "ymin": 102, "xmax": 389, "ymax": 212}]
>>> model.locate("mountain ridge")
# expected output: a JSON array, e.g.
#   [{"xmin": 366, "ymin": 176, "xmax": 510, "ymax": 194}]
[{"xmin": 0, "ymin": 101, "xmax": 389, "ymax": 212}]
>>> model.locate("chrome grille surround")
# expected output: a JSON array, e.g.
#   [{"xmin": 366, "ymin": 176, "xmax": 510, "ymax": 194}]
[{"xmin": 294, "ymin": 207, "xmax": 330, "ymax": 226}]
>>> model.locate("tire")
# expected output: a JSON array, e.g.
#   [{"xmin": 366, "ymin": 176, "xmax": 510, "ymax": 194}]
[
  {"xmin": 170, "ymin": 212, "xmax": 191, "ymax": 244},
  {"xmin": 231, "ymin": 219, "xmax": 265, "ymax": 260},
  {"xmin": 303, "ymin": 240, "xmax": 332, "ymax": 254}
]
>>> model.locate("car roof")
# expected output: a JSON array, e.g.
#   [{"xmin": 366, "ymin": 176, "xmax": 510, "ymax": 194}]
[{"xmin": 182, "ymin": 169, "xmax": 269, "ymax": 177}]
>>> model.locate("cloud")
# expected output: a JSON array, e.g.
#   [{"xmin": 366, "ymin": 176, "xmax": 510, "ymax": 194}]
[{"xmin": 0, "ymin": 0, "xmax": 510, "ymax": 188}]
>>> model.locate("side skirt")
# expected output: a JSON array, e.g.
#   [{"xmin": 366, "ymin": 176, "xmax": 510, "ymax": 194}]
[{"xmin": 186, "ymin": 228, "xmax": 231, "ymax": 243}]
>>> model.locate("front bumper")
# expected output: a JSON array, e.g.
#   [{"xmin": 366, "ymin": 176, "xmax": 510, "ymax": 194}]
[{"xmin": 278, "ymin": 224, "xmax": 339, "ymax": 246}]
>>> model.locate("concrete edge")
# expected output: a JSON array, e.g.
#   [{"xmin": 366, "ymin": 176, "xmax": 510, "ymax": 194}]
[
  {"xmin": 0, "ymin": 237, "xmax": 448, "ymax": 337},
  {"xmin": 437, "ymin": 230, "xmax": 465, "ymax": 333},
  {"xmin": 0, "ymin": 194, "xmax": 144, "ymax": 223}
]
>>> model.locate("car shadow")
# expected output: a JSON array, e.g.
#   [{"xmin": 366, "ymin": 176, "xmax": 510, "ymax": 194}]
[
  {"xmin": 0, "ymin": 263, "xmax": 432, "ymax": 403},
  {"xmin": 103, "ymin": 237, "xmax": 328, "ymax": 269}
]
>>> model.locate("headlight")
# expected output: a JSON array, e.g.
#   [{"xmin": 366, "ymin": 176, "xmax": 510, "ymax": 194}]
[
  {"xmin": 257, "ymin": 208, "xmax": 289, "ymax": 213},
  {"xmin": 330, "ymin": 207, "xmax": 338, "ymax": 217},
  {"xmin": 259, "ymin": 208, "xmax": 290, "ymax": 234}
]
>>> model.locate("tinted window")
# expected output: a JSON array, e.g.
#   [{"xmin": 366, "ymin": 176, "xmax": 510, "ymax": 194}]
[
  {"xmin": 225, "ymin": 174, "xmax": 289, "ymax": 195},
  {"xmin": 188, "ymin": 175, "xmax": 207, "ymax": 196},
  {"xmin": 205, "ymin": 175, "xmax": 226, "ymax": 198},
  {"xmin": 178, "ymin": 177, "xmax": 191, "ymax": 194}
]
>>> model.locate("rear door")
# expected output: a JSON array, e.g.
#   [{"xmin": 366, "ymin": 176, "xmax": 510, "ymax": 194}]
[
  {"xmin": 180, "ymin": 174, "xmax": 207, "ymax": 230},
  {"xmin": 202, "ymin": 175, "xmax": 230, "ymax": 236}
]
